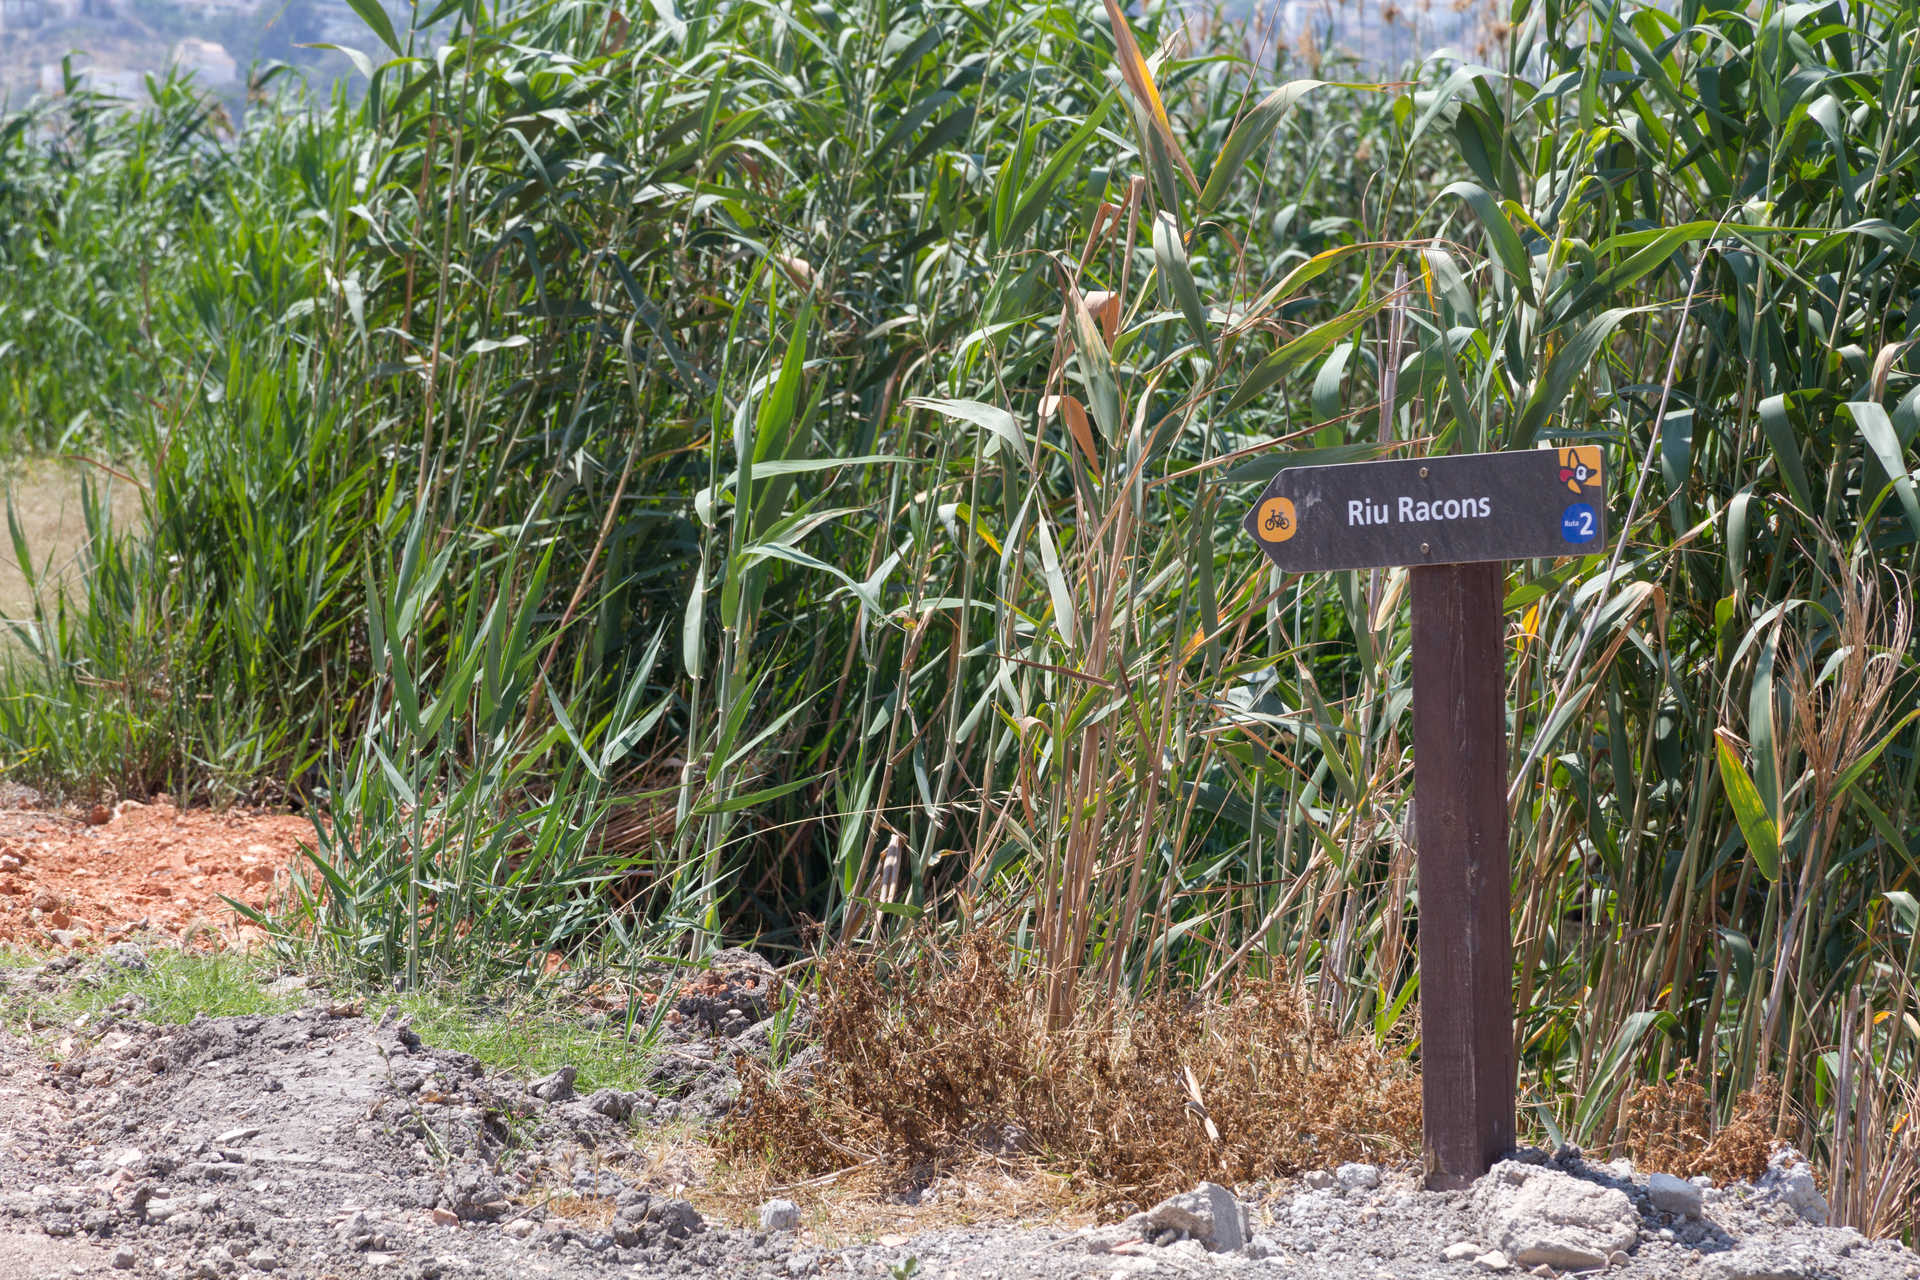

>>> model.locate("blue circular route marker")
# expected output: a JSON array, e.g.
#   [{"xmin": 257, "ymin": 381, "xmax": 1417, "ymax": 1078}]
[{"xmin": 1560, "ymin": 502, "xmax": 1599, "ymax": 545}]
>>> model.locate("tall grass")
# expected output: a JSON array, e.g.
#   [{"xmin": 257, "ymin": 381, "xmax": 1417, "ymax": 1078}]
[{"xmin": 0, "ymin": 0, "xmax": 1916, "ymax": 1236}]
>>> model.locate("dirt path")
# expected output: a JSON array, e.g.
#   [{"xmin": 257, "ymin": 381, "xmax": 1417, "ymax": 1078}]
[
  {"xmin": 0, "ymin": 967, "xmax": 759, "ymax": 1279},
  {"xmin": 1, "ymin": 953, "xmax": 1917, "ymax": 1280},
  {"xmin": 0, "ymin": 1023, "xmax": 122, "ymax": 1277},
  {"xmin": 0, "ymin": 458, "xmax": 143, "ymax": 626}
]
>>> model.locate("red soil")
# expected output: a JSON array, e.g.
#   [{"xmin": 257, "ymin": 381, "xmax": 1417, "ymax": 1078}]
[{"xmin": 0, "ymin": 797, "xmax": 313, "ymax": 949}]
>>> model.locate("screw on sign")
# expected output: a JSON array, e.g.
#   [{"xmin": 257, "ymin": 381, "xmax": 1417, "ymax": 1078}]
[{"xmin": 1239, "ymin": 446, "xmax": 1608, "ymax": 1188}]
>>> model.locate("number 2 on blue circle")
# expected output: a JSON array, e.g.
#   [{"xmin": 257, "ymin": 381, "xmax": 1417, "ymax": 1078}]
[{"xmin": 1560, "ymin": 503, "xmax": 1598, "ymax": 544}]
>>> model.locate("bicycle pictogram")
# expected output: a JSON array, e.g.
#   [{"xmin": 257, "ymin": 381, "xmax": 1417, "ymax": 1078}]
[{"xmin": 1255, "ymin": 496, "xmax": 1297, "ymax": 544}]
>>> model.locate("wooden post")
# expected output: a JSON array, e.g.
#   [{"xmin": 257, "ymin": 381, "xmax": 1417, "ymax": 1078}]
[{"xmin": 1410, "ymin": 560, "xmax": 1515, "ymax": 1189}]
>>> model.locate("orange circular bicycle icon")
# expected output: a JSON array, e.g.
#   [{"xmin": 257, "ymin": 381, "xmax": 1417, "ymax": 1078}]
[{"xmin": 1257, "ymin": 496, "xmax": 1297, "ymax": 543}]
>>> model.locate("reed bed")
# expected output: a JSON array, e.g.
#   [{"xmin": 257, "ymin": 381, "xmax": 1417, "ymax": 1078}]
[{"xmin": 1, "ymin": 0, "xmax": 1915, "ymax": 1235}]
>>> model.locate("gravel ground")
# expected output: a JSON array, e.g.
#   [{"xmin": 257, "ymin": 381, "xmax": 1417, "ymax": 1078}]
[{"xmin": 0, "ymin": 951, "xmax": 1915, "ymax": 1280}]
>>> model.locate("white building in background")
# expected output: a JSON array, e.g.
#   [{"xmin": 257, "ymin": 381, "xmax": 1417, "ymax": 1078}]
[{"xmin": 171, "ymin": 37, "xmax": 237, "ymax": 85}]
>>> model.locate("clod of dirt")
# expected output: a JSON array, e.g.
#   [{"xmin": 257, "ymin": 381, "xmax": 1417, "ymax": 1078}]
[{"xmin": 649, "ymin": 946, "xmax": 797, "ymax": 1121}]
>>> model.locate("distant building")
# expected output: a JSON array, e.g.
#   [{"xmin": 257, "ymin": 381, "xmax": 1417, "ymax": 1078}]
[{"xmin": 171, "ymin": 36, "xmax": 237, "ymax": 84}]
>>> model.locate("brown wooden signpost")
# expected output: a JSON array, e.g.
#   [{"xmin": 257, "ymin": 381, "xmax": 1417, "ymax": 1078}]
[{"xmin": 1241, "ymin": 446, "xmax": 1607, "ymax": 1189}]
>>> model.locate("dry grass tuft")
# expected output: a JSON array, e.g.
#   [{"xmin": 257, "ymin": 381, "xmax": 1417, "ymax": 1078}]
[
  {"xmin": 1621, "ymin": 1072, "xmax": 1780, "ymax": 1183},
  {"xmin": 721, "ymin": 934, "xmax": 1420, "ymax": 1207}
]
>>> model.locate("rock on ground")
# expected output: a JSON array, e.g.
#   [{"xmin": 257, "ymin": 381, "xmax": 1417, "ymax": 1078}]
[
  {"xmin": 1472, "ymin": 1159, "xmax": 1639, "ymax": 1269},
  {"xmin": 1648, "ymin": 1170, "xmax": 1704, "ymax": 1218},
  {"xmin": 1139, "ymin": 1182, "xmax": 1246, "ymax": 1252},
  {"xmin": 1335, "ymin": 1162, "xmax": 1380, "ymax": 1191},
  {"xmin": 1755, "ymin": 1148, "xmax": 1830, "ymax": 1224}
]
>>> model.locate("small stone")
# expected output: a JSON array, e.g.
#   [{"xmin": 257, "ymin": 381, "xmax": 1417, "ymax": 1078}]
[
  {"xmin": 214, "ymin": 1127, "xmax": 260, "ymax": 1146},
  {"xmin": 785, "ymin": 1254, "xmax": 818, "ymax": 1277},
  {"xmin": 529, "ymin": 1067, "xmax": 577, "ymax": 1103},
  {"xmin": 758, "ymin": 1199, "xmax": 801, "ymax": 1232},
  {"xmin": 1335, "ymin": 1162, "xmax": 1380, "ymax": 1190},
  {"xmin": 584, "ymin": 1089, "xmax": 633, "ymax": 1122},
  {"xmin": 502, "ymin": 1219, "xmax": 536, "ymax": 1240},
  {"xmin": 143, "ymin": 1198, "xmax": 181, "ymax": 1223},
  {"xmin": 1475, "ymin": 1252, "xmax": 1513, "ymax": 1272},
  {"xmin": 1446, "ymin": 1242, "xmax": 1483, "ymax": 1261},
  {"xmin": 1302, "ymin": 1170, "xmax": 1337, "ymax": 1190},
  {"xmin": 245, "ymin": 1249, "xmax": 280, "ymax": 1271},
  {"xmin": 1649, "ymin": 1171, "xmax": 1705, "ymax": 1215},
  {"xmin": 1142, "ymin": 1183, "xmax": 1245, "ymax": 1253},
  {"xmin": 432, "ymin": 1208, "xmax": 460, "ymax": 1227},
  {"xmin": 1531, "ymin": 1267, "xmax": 1554, "ymax": 1278},
  {"xmin": 1607, "ymin": 1251, "xmax": 1629, "ymax": 1267},
  {"xmin": 111, "ymin": 1248, "xmax": 136, "ymax": 1269}
]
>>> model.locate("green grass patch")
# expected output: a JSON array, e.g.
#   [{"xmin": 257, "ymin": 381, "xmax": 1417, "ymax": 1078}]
[
  {"xmin": 0, "ymin": 948, "xmax": 301, "ymax": 1026},
  {"xmin": 0, "ymin": 946, "xmax": 664, "ymax": 1094},
  {"xmin": 364, "ymin": 987, "xmax": 666, "ymax": 1096}
]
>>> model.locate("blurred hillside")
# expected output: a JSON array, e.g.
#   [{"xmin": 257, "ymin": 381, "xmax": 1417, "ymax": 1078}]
[
  {"xmin": 2, "ymin": 0, "xmax": 1508, "ymax": 113},
  {"xmin": 1210, "ymin": 0, "xmax": 1506, "ymax": 69},
  {"xmin": 0, "ymin": 0, "xmax": 394, "ymax": 107}
]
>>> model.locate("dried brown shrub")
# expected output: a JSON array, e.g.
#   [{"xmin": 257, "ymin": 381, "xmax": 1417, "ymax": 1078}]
[
  {"xmin": 721, "ymin": 933, "xmax": 1421, "ymax": 1205},
  {"xmin": 1622, "ymin": 1072, "xmax": 1780, "ymax": 1183}
]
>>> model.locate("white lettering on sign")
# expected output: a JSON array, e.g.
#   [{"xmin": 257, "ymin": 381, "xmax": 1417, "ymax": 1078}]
[
  {"xmin": 1344, "ymin": 495, "xmax": 1495, "ymax": 526},
  {"xmin": 1400, "ymin": 495, "xmax": 1494, "ymax": 522}
]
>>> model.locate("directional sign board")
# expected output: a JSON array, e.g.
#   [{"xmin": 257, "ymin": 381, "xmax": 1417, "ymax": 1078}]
[
  {"xmin": 1235, "ymin": 441, "xmax": 1609, "ymax": 1188},
  {"xmin": 1242, "ymin": 446, "xmax": 1606, "ymax": 573}
]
